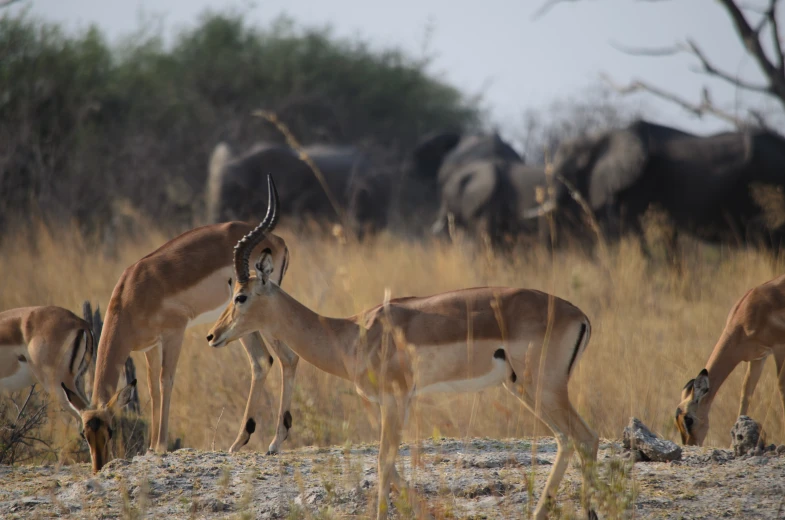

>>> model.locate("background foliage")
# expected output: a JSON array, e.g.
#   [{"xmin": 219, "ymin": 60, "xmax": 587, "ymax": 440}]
[{"xmin": 0, "ymin": 7, "xmax": 480, "ymax": 237}]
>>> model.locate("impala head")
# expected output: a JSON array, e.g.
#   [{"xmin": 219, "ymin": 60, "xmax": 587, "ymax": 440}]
[
  {"xmin": 207, "ymin": 174, "xmax": 282, "ymax": 348},
  {"xmin": 61, "ymin": 379, "xmax": 137, "ymax": 473},
  {"xmin": 675, "ymin": 368, "xmax": 711, "ymax": 446}
]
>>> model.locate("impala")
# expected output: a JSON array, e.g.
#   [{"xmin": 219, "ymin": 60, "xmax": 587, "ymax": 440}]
[
  {"xmin": 207, "ymin": 176, "xmax": 599, "ymax": 520},
  {"xmin": 1, "ymin": 306, "xmax": 93, "ymax": 420},
  {"xmin": 63, "ymin": 178, "xmax": 300, "ymax": 473},
  {"xmin": 676, "ymin": 274, "xmax": 785, "ymax": 446}
]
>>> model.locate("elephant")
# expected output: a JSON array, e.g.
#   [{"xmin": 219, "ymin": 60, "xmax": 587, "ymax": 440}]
[
  {"xmin": 404, "ymin": 130, "xmax": 527, "ymax": 243},
  {"xmin": 523, "ymin": 119, "xmax": 785, "ymax": 258},
  {"xmin": 429, "ymin": 160, "xmax": 552, "ymax": 246},
  {"xmin": 205, "ymin": 141, "xmax": 391, "ymax": 236}
]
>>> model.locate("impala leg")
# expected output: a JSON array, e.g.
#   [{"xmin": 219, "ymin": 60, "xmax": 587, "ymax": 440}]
[
  {"xmin": 377, "ymin": 395, "xmax": 405, "ymax": 520},
  {"xmin": 266, "ymin": 336, "xmax": 299, "ymax": 455},
  {"xmin": 229, "ymin": 331, "xmax": 275, "ymax": 453},
  {"xmin": 155, "ymin": 330, "xmax": 185, "ymax": 453},
  {"xmin": 739, "ymin": 358, "xmax": 766, "ymax": 417},
  {"xmin": 774, "ymin": 349, "xmax": 785, "ymax": 434},
  {"xmin": 505, "ymin": 384, "xmax": 598, "ymax": 520},
  {"xmin": 144, "ymin": 346, "xmax": 163, "ymax": 452}
]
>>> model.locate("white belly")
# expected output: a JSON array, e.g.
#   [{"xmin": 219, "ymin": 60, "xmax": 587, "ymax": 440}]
[
  {"xmin": 0, "ymin": 361, "xmax": 37, "ymax": 392},
  {"xmin": 414, "ymin": 356, "xmax": 508, "ymax": 396},
  {"xmin": 187, "ymin": 299, "xmax": 230, "ymax": 328}
]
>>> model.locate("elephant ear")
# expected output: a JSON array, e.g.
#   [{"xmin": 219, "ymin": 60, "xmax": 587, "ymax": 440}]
[
  {"xmin": 442, "ymin": 161, "xmax": 497, "ymax": 219},
  {"xmin": 412, "ymin": 131, "xmax": 462, "ymax": 179},
  {"xmin": 587, "ymin": 128, "xmax": 648, "ymax": 210}
]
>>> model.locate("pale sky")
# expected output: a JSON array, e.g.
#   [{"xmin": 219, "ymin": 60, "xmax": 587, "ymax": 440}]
[{"xmin": 11, "ymin": 0, "xmax": 785, "ymax": 139}]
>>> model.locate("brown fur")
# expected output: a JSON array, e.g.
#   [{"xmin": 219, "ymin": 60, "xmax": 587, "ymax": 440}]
[
  {"xmin": 676, "ymin": 273, "xmax": 785, "ymax": 446},
  {"xmin": 0, "ymin": 306, "xmax": 92, "ymax": 421},
  {"xmin": 208, "ymin": 253, "xmax": 597, "ymax": 520},
  {"xmin": 65, "ymin": 221, "xmax": 299, "ymax": 473}
]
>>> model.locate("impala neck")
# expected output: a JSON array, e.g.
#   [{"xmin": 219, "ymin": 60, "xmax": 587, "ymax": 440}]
[
  {"xmin": 91, "ymin": 315, "xmax": 129, "ymax": 406},
  {"xmin": 266, "ymin": 287, "xmax": 357, "ymax": 381},
  {"xmin": 703, "ymin": 329, "xmax": 745, "ymax": 403}
]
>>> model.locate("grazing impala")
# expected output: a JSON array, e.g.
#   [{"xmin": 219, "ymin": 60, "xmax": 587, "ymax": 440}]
[
  {"xmin": 0, "ymin": 306, "xmax": 93, "ymax": 419},
  {"xmin": 207, "ymin": 176, "xmax": 599, "ymax": 520},
  {"xmin": 63, "ymin": 180, "xmax": 300, "ymax": 473},
  {"xmin": 676, "ymin": 274, "xmax": 785, "ymax": 446}
]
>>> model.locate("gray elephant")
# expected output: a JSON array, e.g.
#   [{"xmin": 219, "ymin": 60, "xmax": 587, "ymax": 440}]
[
  {"xmin": 205, "ymin": 141, "xmax": 390, "ymax": 236},
  {"xmin": 406, "ymin": 130, "xmax": 529, "ymax": 243},
  {"xmin": 430, "ymin": 160, "xmax": 551, "ymax": 244},
  {"xmin": 523, "ymin": 119, "xmax": 785, "ymax": 256}
]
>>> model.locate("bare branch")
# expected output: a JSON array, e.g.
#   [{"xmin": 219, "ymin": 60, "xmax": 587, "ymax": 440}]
[
  {"xmin": 601, "ymin": 73, "xmax": 755, "ymax": 128},
  {"xmin": 685, "ymin": 39, "xmax": 773, "ymax": 93},
  {"xmin": 612, "ymin": 38, "xmax": 772, "ymax": 93},
  {"xmin": 609, "ymin": 41, "xmax": 681, "ymax": 56},
  {"xmin": 0, "ymin": 0, "xmax": 24, "ymax": 7},
  {"xmin": 768, "ymin": 0, "xmax": 784, "ymax": 72},
  {"xmin": 717, "ymin": 0, "xmax": 785, "ymax": 107},
  {"xmin": 531, "ymin": 0, "xmax": 582, "ymax": 21}
]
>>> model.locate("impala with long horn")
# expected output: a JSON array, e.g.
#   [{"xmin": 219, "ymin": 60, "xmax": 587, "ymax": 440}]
[
  {"xmin": 676, "ymin": 273, "xmax": 785, "ymax": 446},
  {"xmin": 62, "ymin": 176, "xmax": 301, "ymax": 473},
  {"xmin": 1, "ymin": 306, "xmax": 93, "ymax": 420},
  {"xmin": 207, "ymin": 175, "xmax": 599, "ymax": 520}
]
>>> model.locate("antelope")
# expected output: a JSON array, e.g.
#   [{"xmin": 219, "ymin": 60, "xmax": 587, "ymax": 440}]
[
  {"xmin": 0, "ymin": 306, "xmax": 93, "ymax": 420},
  {"xmin": 207, "ymin": 176, "xmax": 599, "ymax": 520},
  {"xmin": 676, "ymin": 274, "xmax": 785, "ymax": 446},
  {"xmin": 62, "ymin": 180, "xmax": 300, "ymax": 473}
]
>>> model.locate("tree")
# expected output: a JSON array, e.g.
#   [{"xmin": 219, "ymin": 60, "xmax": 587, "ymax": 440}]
[
  {"xmin": 515, "ymin": 83, "xmax": 640, "ymax": 164},
  {"xmin": 535, "ymin": 0, "xmax": 785, "ymax": 130}
]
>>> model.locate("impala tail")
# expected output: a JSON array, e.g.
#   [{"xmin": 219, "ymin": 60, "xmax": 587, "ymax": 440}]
[{"xmin": 567, "ymin": 318, "xmax": 591, "ymax": 376}]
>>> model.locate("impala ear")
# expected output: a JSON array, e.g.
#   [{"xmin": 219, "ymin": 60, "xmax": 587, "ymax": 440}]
[
  {"xmin": 254, "ymin": 248, "xmax": 275, "ymax": 284},
  {"xmin": 692, "ymin": 369, "xmax": 710, "ymax": 403},
  {"xmin": 106, "ymin": 379, "xmax": 137, "ymax": 414}
]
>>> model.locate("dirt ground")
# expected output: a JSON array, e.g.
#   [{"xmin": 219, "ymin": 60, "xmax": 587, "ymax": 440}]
[{"xmin": 1, "ymin": 437, "xmax": 784, "ymax": 519}]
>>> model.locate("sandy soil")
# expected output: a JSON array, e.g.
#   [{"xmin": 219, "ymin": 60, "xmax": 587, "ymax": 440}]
[{"xmin": 1, "ymin": 437, "xmax": 784, "ymax": 519}]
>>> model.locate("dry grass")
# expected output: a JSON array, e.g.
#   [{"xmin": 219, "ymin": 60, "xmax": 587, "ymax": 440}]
[{"xmin": 2, "ymin": 216, "xmax": 784, "ymax": 460}]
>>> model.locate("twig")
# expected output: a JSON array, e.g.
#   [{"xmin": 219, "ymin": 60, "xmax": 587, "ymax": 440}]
[
  {"xmin": 531, "ymin": 0, "xmax": 581, "ymax": 21},
  {"xmin": 0, "ymin": 0, "xmax": 24, "ymax": 8},
  {"xmin": 211, "ymin": 407, "xmax": 225, "ymax": 452},
  {"xmin": 15, "ymin": 384, "xmax": 35, "ymax": 424},
  {"xmin": 610, "ymin": 39, "xmax": 772, "ymax": 93},
  {"xmin": 601, "ymin": 73, "xmax": 756, "ymax": 129},
  {"xmin": 252, "ymin": 110, "xmax": 351, "ymax": 235},
  {"xmin": 768, "ymin": 0, "xmax": 784, "ymax": 72},
  {"xmin": 717, "ymin": 0, "xmax": 785, "ymax": 106}
]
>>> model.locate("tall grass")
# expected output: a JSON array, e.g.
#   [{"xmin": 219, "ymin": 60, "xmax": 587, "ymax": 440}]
[{"xmin": 1, "ymin": 217, "xmax": 783, "ymax": 457}]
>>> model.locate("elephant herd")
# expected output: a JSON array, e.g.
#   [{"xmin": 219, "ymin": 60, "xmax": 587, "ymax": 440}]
[{"xmin": 205, "ymin": 119, "xmax": 785, "ymax": 254}]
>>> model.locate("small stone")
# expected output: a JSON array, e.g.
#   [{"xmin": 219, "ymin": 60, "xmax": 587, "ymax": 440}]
[
  {"xmin": 622, "ymin": 417, "xmax": 682, "ymax": 462},
  {"xmin": 730, "ymin": 416, "xmax": 765, "ymax": 457},
  {"xmin": 777, "ymin": 445, "xmax": 785, "ymax": 455}
]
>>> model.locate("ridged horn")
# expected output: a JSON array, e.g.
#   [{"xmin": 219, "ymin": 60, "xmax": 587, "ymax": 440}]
[{"xmin": 233, "ymin": 175, "xmax": 280, "ymax": 283}]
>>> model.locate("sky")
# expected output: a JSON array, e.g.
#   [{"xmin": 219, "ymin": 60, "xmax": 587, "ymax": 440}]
[{"xmin": 12, "ymin": 0, "xmax": 785, "ymax": 140}]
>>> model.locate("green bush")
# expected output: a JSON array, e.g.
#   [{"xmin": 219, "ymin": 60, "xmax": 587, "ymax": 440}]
[{"xmin": 0, "ymin": 7, "xmax": 480, "ymax": 236}]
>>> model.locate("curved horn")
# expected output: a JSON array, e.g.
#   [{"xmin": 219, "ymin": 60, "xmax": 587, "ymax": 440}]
[{"xmin": 233, "ymin": 175, "xmax": 280, "ymax": 283}]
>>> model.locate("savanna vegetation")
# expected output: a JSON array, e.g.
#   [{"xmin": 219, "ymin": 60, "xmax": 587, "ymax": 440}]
[{"xmin": 1, "ymin": 5, "xmax": 783, "ymax": 479}]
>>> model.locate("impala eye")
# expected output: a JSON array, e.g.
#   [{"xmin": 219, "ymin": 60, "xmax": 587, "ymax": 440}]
[
  {"xmin": 228, "ymin": 278, "xmax": 232, "ymax": 286},
  {"xmin": 107, "ymin": 427, "xmax": 113, "ymax": 440},
  {"xmin": 684, "ymin": 416, "xmax": 694, "ymax": 430},
  {"xmin": 235, "ymin": 294, "xmax": 247, "ymax": 304}
]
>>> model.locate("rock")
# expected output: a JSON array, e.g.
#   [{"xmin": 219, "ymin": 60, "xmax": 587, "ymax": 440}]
[
  {"xmin": 777, "ymin": 444, "xmax": 785, "ymax": 455},
  {"xmin": 730, "ymin": 415, "xmax": 766, "ymax": 457},
  {"xmin": 622, "ymin": 417, "xmax": 682, "ymax": 462}
]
